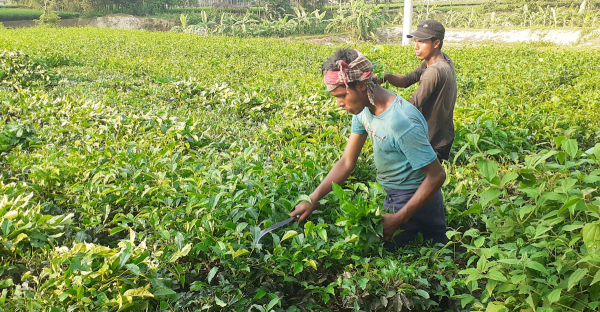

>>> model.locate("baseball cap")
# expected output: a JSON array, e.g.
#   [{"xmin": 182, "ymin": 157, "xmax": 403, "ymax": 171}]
[{"xmin": 407, "ymin": 20, "xmax": 445, "ymax": 40}]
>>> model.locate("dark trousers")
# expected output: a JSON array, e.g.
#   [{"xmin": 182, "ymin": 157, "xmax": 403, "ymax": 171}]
[{"xmin": 383, "ymin": 188, "xmax": 448, "ymax": 252}]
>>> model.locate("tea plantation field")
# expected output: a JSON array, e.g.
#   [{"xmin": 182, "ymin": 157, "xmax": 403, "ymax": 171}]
[{"xmin": 1, "ymin": 28, "xmax": 600, "ymax": 311}]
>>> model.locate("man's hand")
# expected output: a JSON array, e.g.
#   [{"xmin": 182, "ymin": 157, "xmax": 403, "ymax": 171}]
[
  {"xmin": 382, "ymin": 212, "xmax": 405, "ymax": 241},
  {"xmin": 291, "ymin": 200, "xmax": 320, "ymax": 223}
]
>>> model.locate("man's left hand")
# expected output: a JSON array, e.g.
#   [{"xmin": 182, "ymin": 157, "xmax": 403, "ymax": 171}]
[{"xmin": 382, "ymin": 213, "xmax": 404, "ymax": 241}]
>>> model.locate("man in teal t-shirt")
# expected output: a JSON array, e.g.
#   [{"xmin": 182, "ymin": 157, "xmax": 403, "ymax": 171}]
[{"xmin": 291, "ymin": 48, "xmax": 448, "ymax": 249}]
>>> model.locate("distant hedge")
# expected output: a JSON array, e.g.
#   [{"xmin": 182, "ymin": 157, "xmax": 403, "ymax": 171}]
[{"xmin": 0, "ymin": 8, "xmax": 79, "ymax": 22}]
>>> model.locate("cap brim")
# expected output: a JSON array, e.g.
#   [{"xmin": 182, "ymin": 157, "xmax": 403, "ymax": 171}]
[{"xmin": 406, "ymin": 30, "xmax": 433, "ymax": 39}]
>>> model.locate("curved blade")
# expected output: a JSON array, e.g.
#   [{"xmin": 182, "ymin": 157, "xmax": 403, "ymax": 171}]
[{"xmin": 254, "ymin": 215, "xmax": 299, "ymax": 245}]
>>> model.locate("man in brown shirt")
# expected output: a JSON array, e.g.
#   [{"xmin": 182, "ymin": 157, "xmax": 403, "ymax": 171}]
[{"xmin": 380, "ymin": 20, "xmax": 457, "ymax": 161}]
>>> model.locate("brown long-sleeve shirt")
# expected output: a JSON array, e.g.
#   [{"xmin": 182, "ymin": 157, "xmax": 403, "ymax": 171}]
[{"xmin": 405, "ymin": 52, "xmax": 457, "ymax": 160}]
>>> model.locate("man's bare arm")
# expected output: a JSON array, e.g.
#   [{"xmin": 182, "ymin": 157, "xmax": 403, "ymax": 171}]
[
  {"xmin": 291, "ymin": 133, "xmax": 368, "ymax": 222},
  {"xmin": 382, "ymin": 73, "xmax": 411, "ymax": 88}
]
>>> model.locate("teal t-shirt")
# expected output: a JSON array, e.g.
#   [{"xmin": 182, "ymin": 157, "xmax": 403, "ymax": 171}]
[{"xmin": 351, "ymin": 95, "xmax": 437, "ymax": 190}]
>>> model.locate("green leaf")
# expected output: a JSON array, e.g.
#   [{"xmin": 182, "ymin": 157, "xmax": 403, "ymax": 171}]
[
  {"xmin": 254, "ymin": 288, "xmax": 267, "ymax": 299},
  {"xmin": 294, "ymin": 262, "xmax": 303, "ymax": 275},
  {"xmin": 118, "ymin": 242, "xmax": 133, "ymax": 269},
  {"xmin": 123, "ymin": 287, "xmax": 154, "ymax": 298},
  {"xmin": 464, "ymin": 228, "xmax": 480, "ymax": 238},
  {"xmin": 267, "ymin": 297, "xmax": 280, "ymax": 310},
  {"xmin": 547, "ymin": 288, "xmax": 562, "ymax": 304},
  {"xmin": 474, "ymin": 236, "xmax": 485, "ymax": 247},
  {"xmin": 152, "ymin": 287, "xmax": 176, "ymax": 297},
  {"xmin": 317, "ymin": 228, "xmax": 327, "ymax": 241},
  {"xmin": 461, "ymin": 294, "xmax": 475, "ymax": 308},
  {"xmin": 583, "ymin": 222, "xmax": 600, "ymax": 252},
  {"xmin": 125, "ymin": 263, "xmax": 140, "ymax": 277},
  {"xmin": 215, "ymin": 297, "xmax": 227, "ymax": 307},
  {"xmin": 486, "ymin": 269, "xmax": 507, "ymax": 282},
  {"xmin": 207, "ymin": 267, "xmax": 218, "ymax": 283},
  {"xmin": 332, "ymin": 183, "xmax": 344, "ymax": 200},
  {"xmin": 297, "ymin": 194, "xmax": 312, "ymax": 204},
  {"xmin": 459, "ymin": 268, "xmax": 480, "ymax": 275},
  {"xmin": 281, "ymin": 230, "xmax": 298, "ymax": 242},
  {"xmin": 501, "ymin": 172, "xmax": 519, "ymax": 185},
  {"xmin": 558, "ymin": 197, "xmax": 581, "ymax": 215},
  {"xmin": 562, "ymin": 139, "xmax": 578, "ymax": 159},
  {"xmin": 519, "ymin": 205, "xmax": 536, "ymax": 219},
  {"xmin": 498, "ymin": 259, "xmax": 521, "ymax": 266},
  {"xmin": 562, "ymin": 223, "xmax": 584, "ymax": 232},
  {"xmin": 479, "ymin": 189, "xmax": 501, "ymax": 206},
  {"xmin": 357, "ymin": 277, "xmax": 368, "ymax": 290},
  {"xmin": 58, "ymin": 292, "xmax": 70, "ymax": 301},
  {"xmin": 414, "ymin": 289, "xmax": 429, "ymax": 299},
  {"xmin": 568, "ymin": 268, "xmax": 588, "ymax": 291},
  {"xmin": 486, "ymin": 301, "xmax": 506, "ymax": 312},
  {"xmin": 591, "ymin": 270, "xmax": 600, "ymax": 285},
  {"xmin": 594, "ymin": 143, "xmax": 600, "ymax": 159},
  {"xmin": 477, "ymin": 160, "xmax": 498, "ymax": 181},
  {"xmin": 233, "ymin": 248, "xmax": 249, "ymax": 259},
  {"xmin": 525, "ymin": 260, "xmax": 548, "ymax": 275},
  {"xmin": 525, "ymin": 294, "xmax": 535, "ymax": 310},
  {"xmin": 446, "ymin": 230, "xmax": 461, "ymax": 240}
]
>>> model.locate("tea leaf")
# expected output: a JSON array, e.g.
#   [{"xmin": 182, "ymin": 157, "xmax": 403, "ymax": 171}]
[
  {"xmin": 479, "ymin": 189, "xmax": 501, "ymax": 206},
  {"xmin": 207, "ymin": 267, "xmax": 218, "ymax": 283},
  {"xmin": 525, "ymin": 260, "xmax": 548, "ymax": 275},
  {"xmin": 281, "ymin": 230, "xmax": 298, "ymax": 242},
  {"xmin": 562, "ymin": 139, "xmax": 578, "ymax": 159},
  {"xmin": 547, "ymin": 288, "xmax": 561, "ymax": 303},
  {"xmin": 583, "ymin": 222, "xmax": 600, "ymax": 252},
  {"xmin": 591, "ymin": 270, "xmax": 600, "ymax": 286},
  {"xmin": 486, "ymin": 269, "xmax": 507, "ymax": 282},
  {"xmin": 568, "ymin": 269, "xmax": 588, "ymax": 291},
  {"xmin": 123, "ymin": 287, "xmax": 154, "ymax": 298},
  {"xmin": 215, "ymin": 297, "xmax": 227, "ymax": 307},
  {"xmin": 477, "ymin": 160, "xmax": 498, "ymax": 182}
]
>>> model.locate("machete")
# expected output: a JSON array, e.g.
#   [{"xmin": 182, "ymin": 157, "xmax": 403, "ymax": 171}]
[{"xmin": 254, "ymin": 215, "xmax": 300, "ymax": 245}]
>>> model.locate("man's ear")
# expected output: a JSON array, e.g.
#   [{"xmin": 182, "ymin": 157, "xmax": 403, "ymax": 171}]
[
  {"xmin": 357, "ymin": 82, "xmax": 368, "ymax": 92},
  {"xmin": 434, "ymin": 39, "xmax": 442, "ymax": 49}
]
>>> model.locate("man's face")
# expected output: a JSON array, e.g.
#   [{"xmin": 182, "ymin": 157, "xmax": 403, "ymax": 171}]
[
  {"xmin": 414, "ymin": 38, "xmax": 439, "ymax": 60},
  {"xmin": 329, "ymin": 84, "xmax": 368, "ymax": 115}
]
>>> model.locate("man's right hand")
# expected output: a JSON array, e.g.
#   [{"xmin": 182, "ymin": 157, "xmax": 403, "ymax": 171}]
[{"xmin": 290, "ymin": 200, "xmax": 320, "ymax": 223}]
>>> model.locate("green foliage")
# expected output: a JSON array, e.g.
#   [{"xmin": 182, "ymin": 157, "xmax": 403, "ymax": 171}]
[
  {"xmin": 0, "ymin": 121, "xmax": 38, "ymax": 152},
  {"xmin": 35, "ymin": 9, "xmax": 60, "ymax": 26},
  {"xmin": 452, "ymin": 139, "xmax": 600, "ymax": 311},
  {"xmin": 0, "ymin": 50, "xmax": 61, "ymax": 89},
  {"xmin": 327, "ymin": 0, "xmax": 385, "ymax": 40},
  {"xmin": 0, "ymin": 27, "xmax": 599, "ymax": 311},
  {"xmin": 172, "ymin": 9, "xmax": 329, "ymax": 38},
  {"xmin": 333, "ymin": 182, "xmax": 384, "ymax": 248},
  {"xmin": 0, "ymin": 8, "xmax": 78, "ymax": 21}
]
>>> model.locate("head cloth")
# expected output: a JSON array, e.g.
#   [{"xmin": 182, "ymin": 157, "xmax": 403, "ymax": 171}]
[{"xmin": 324, "ymin": 49, "xmax": 377, "ymax": 105}]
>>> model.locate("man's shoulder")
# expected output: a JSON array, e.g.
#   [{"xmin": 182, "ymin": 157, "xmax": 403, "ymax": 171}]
[
  {"xmin": 387, "ymin": 98, "xmax": 428, "ymax": 134},
  {"xmin": 425, "ymin": 55, "xmax": 455, "ymax": 80},
  {"xmin": 433, "ymin": 53, "xmax": 455, "ymax": 70}
]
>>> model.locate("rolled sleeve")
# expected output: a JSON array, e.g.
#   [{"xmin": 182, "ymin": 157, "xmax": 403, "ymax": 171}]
[{"xmin": 397, "ymin": 126, "xmax": 437, "ymax": 170}]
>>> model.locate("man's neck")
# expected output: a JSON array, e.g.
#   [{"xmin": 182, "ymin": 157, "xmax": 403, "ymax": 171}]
[
  {"xmin": 367, "ymin": 86, "xmax": 397, "ymax": 116},
  {"xmin": 426, "ymin": 50, "xmax": 444, "ymax": 67}
]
